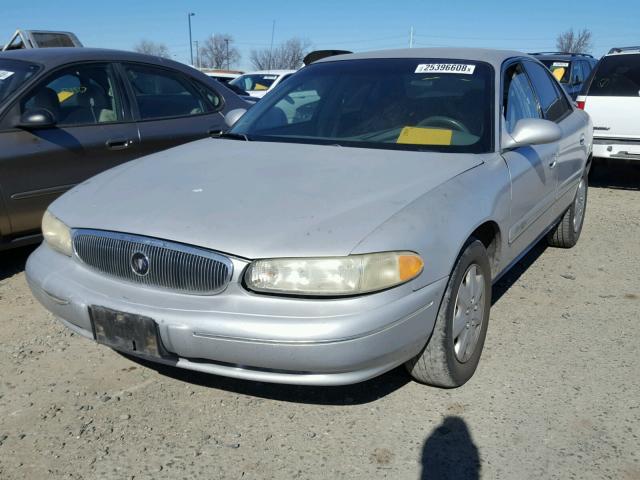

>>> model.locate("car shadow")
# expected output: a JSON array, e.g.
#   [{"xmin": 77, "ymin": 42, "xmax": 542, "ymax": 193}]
[
  {"xmin": 589, "ymin": 158, "xmax": 640, "ymax": 191},
  {"xmin": 0, "ymin": 244, "xmax": 37, "ymax": 282},
  {"xmin": 421, "ymin": 416, "xmax": 480, "ymax": 479},
  {"xmin": 121, "ymin": 353, "xmax": 410, "ymax": 405}
]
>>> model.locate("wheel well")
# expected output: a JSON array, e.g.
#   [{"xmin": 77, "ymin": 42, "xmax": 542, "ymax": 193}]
[{"xmin": 470, "ymin": 221, "xmax": 501, "ymax": 277}]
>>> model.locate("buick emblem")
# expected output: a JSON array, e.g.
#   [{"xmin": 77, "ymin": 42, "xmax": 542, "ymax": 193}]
[{"xmin": 130, "ymin": 252, "xmax": 150, "ymax": 276}]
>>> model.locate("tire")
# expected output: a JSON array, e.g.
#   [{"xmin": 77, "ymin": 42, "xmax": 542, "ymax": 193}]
[
  {"xmin": 405, "ymin": 238, "xmax": 492, "ymax": 388},
  {"xmin": 547, "ymin": 174, "xmax": 588, "ymax": 249}
]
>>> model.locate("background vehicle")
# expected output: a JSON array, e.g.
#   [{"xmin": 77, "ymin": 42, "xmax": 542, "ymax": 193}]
[
  {"xmin": 27, "ymin": 48, "xmax": 592, "ymax": 388},
  {"xmin": 577, "ymin": 47, "xmax": 640, "ymax": 162},
  {"xmin": 229, "ymin": 70, "xmax": 296, "ymax": 98},
  {"xmin": 532, "ymin": 52, "xmax": 597, "ymax": 99},
  {"xmin": 201, "ymin": 69, "xmax": 259, "ymax": 104},
  {"xmin": 0, "ymin": 48, "xmax": 251, "ymax": 250},
  {"xmin": 3, "ymin": 29, "xmax": 83, "ymax": 50},
  {"xmin": 200, "ymin": 69, "xmax": 241, "ymax": 84}
]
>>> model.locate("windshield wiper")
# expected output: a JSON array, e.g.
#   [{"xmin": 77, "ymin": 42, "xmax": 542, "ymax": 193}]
[{"xmin": 217, "ymin": 132, "xmax": 250, "ymax": 141}]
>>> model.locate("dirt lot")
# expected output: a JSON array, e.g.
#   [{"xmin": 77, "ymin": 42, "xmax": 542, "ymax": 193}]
[{"xmin": 0, "ymin": 161, "xmax": 639, "ymax": 480}]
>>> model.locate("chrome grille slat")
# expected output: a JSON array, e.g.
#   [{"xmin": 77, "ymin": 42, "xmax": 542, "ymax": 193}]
[{"xmin": 72, "ymin": 229, "xmax": 233, "ymax": 295}]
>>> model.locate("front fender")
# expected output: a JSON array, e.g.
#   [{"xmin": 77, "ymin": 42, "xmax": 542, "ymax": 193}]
[{"xmin": 351, "ymin": 154, "xmax": 511, "ymax": 289}]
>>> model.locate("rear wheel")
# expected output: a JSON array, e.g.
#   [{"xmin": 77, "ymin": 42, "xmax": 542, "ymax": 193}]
[
  {"xmin": 547, "ymin": 174, "xmax": 588, "ymax": 248},
  {"xmin": 405, "ymin": 239, "xmax": 491, "ymax": 388}
]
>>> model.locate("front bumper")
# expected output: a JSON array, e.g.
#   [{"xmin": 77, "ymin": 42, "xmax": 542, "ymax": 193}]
[
  {"xmin": 26, "ymin": 244, "xmax": 447, "ymax": 386},
  {"xmin": 593, "ymin": 138, "xmax": 640, "ymax": 161}
]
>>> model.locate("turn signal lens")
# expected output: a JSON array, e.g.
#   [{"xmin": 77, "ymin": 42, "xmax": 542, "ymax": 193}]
[
  {"xmin": 399, "ymin": 254, "xmax": 425, "ymax": 281},
  {"xmin": 245, "ymin": 251, "xmax": 424, "ymax": 296}
]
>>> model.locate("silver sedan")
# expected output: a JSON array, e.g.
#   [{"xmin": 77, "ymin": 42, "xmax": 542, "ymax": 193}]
[{"xmin": 26, "ymin": 48, "xmax": 592, "ymax": 387}]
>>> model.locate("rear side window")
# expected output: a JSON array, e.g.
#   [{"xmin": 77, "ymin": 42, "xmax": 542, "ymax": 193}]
[
  {"xmin": 31, "ymin": 32, "xmax": 76, "ymax": 48},
  {"xmin": 124, "ymin": 64, "xmax": 210, "ymax": 120},
  {"xmin": 583, "ymin": 61, "xmax": 595, "ymax": 78},
  {"xmin": 571, "ymin": 62, "xmax": 586, "ymax": 86},
  {"xmin": 587, "ymin": 54, "xmax": 640, "ymax": 97},
  {"xmin": 524, "ymin": 61, "xmax": 572, "ymax": 122}
]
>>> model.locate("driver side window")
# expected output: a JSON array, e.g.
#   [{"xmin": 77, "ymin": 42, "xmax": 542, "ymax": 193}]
[
  {"xmin": 503, "ymin": 63, "xmax": 541, "ymax": 134},
  {"xmin": 21, "ymin": 63, "xmax": 122, "ymax": 126}
]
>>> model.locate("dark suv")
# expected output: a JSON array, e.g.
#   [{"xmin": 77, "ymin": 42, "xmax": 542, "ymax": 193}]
[
  {"xmin": 0, "ymin": 48, "xmax": 250, "ymax": 250},
  {"xmin": 531, "ymin": 52, "xmax": 598, "ymax": 100}
]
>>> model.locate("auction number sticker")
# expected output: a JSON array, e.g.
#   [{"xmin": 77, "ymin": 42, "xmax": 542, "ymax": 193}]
[
  {"xmin": 0, "ymin": 70, "xmax": 15, "ymax": 80},
  {"xmin": 415, "ymin": 63, "xmax": 476, "ymax": 74},
  {"xmin": 552, "ymin": 62, "xmax": 570, "ymax": 67}
]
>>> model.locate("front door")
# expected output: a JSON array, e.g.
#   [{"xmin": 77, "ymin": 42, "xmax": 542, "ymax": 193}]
[
  {"xmin": 0, "ymin": 62, "xmax": 140, "ymax": 236},
  {"xmin": 500, "ymin": 62, "xmax": 559, "ymax": 249},
  {"xmin": 523, "ymin": 60, "xmax": 585, "ymax": 211}
]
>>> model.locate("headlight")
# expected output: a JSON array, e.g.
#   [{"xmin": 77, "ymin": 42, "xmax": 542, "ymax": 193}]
[
  {"xmin": 42, "ymin": 210, "xmax": 72, "ymax": 256},
  {"xmin": 245, "ymin": 252, "xmax": 423, "ymax": 296}
]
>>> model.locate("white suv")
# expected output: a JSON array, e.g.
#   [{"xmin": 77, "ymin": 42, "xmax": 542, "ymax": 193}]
[{"xmin": 577, "ymin": 47, "xmax": 640, "ymax": 161}]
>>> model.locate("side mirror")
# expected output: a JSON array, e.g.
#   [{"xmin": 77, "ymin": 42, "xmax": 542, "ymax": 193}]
[
  {"xmin": 16, "ymin": 109, "xmax": 57, "ymax": 129},
  {"xmin": 224, "ymin": 108, "xmax": 247, "ymax": 128},
  {"xmin": 502, "ymin": 118, "xmax": 562, "ymax": 150}
]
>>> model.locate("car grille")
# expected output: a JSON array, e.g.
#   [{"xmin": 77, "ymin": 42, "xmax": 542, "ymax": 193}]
[{"xmin": 72, "ymin": 230, "xmax": 233, "ymax": 295}]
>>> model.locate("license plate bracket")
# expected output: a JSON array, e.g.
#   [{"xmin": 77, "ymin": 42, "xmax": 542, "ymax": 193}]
[{"xmin": 89, "ymin": 306, "xmax": 168, "ymax": 359}]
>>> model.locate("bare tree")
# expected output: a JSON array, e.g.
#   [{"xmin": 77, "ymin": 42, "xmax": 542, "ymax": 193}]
[
  {"xmin": 199, "ymin": 34, "xmax": 241, "ymax": 69},
  {"xmin": 133, "ymin": 40, "xmax": 170, "ymax": 58},
  {"xmin": 556, "ymin": 28, "xmax": 593, "ymax": 53},
  {"xmin": 250, "ymin": 37, "xmax": 311, "ymax": 70}
]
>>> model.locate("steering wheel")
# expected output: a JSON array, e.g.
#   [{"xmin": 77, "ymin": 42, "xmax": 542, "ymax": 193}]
[{"xmin": 417, "ymin": 115, "xmax": 469, "ymax": 133}]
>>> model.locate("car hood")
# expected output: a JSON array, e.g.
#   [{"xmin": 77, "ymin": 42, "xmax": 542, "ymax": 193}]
[{"xmin": 51, "ymin": 139, "xmax": 483, "ymax": 259}]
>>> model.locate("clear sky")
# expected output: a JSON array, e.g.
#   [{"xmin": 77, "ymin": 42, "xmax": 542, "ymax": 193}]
[{"xmin": 2, "ymin": 0, "xmax": 637, "ymax": 70}]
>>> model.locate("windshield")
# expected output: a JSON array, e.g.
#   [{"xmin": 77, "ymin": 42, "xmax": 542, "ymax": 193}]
[
  {"xmin": 587, "ymin": 54, "xmax": 640, "ymax": 97},
  {"xmin": 0, "ymin": 59, "xmax": 40, "ymax": 103},
  {"xmin": 541, "ymin": 60, "xmax": 572, "ymax": 83},
  {"xmin": 230, "ymin": 73, "xmax": 279, "ymax": 92},
  {"xmin": 231, "ymin": 58, "xmax": 494, "ymax": 153}
]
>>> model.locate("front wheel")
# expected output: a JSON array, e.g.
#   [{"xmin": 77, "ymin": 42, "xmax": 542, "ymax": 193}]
[
  {"xmin": 547, "ymin": 174, "xmax": 588, "ymax": 248},
  {"xmin": 405, "ymin": 239, "xmax": 491, "ymax": 388}
]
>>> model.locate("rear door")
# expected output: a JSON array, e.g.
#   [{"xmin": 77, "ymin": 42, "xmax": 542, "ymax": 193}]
[
  {"xmin": 121, "ymin": 63, "xmax": 226, "ymax": 156},
  {"xmin": 583, "ymin": 53, "xmax": 640, "ymax": 140},
  {"xmin": 0, "ymin": 62, "xmax": 140, "ymax": 236}
]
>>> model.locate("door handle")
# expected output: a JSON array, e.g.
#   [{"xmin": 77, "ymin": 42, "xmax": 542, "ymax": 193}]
[
  {"xmin": 579, "ymin": 135, "xmax": 585, "ymax": 146},
  {"xmin": 208, "ymin": 128, "xmax": 223, "ymax": 137},
  {"xmin": 549, "ymin": 153, "xmax": 558, "ymax": 169},
  {"xmin": 105, "ymin": 138, "xmax": 132, "ymax": 150}
]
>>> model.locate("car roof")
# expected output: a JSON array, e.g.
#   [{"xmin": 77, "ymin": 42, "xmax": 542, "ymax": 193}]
[
  {"xmin": 0, "ymin": 47, "xmax": 196, "ymax": 71},
  {"xmin": 606, "ymin": 46, "xmax": 640, "ymax": 56},
  {"xmin": 314, "ymin": 47, "xmax": 527, "ymax": 67},
  {"xmin": 240, "ymin": 70, "xmax": 296, "ymax": 75},
  {"xmin": 530, "ymin": 52, "xmax": 595, "ymax": 61}
]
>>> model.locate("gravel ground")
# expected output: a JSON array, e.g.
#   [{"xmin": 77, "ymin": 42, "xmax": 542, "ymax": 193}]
[{"xmin": 0, "ymin": 161, "xmax": 639, "ymax": 480}]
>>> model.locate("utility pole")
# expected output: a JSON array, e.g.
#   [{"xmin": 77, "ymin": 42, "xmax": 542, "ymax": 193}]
[
  {"xmin": 194, "ymin": 40, "xmax": 199, "ymax": 68},
  {"xmin": 409, "ymin": 26, "xmax": 414, "ymax": 48},
  {"xmin": 268, "ymin": 20, "xmax": 275, "ymax": 71},
  {"xmin": 188, "ymin": 12, "xmax": 195, "ymax": 65},
  {"xmin": 224, "ymin": 37, "xmax": 230, "ymax": 69}
]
